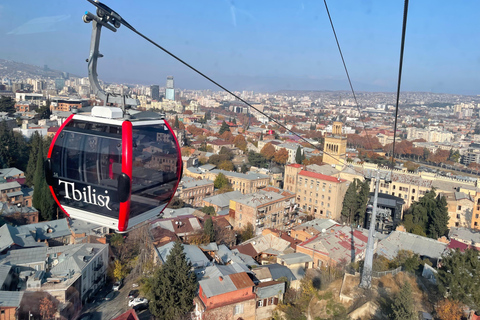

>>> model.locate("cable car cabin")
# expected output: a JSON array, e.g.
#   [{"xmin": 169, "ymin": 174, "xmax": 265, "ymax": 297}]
[{"xmin": 46, "ymin": 106, "xmax": 182, "ymax": 232}]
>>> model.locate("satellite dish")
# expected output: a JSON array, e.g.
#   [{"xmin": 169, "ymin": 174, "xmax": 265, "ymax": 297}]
[{"xmin": 53, "ymin": 259, "xmax": 59, "ymax": 266}]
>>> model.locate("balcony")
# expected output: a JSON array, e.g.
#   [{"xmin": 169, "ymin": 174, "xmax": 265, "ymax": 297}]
[{"xmin": 94, "ymin": 263, "xmax": 103, "ymax": 272}]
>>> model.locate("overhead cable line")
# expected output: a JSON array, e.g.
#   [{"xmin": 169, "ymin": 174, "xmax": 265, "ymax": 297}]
[
  {"xmin": 322, "ymin": 0, "xmax": 376, "ymax": 153},
  {"xmin": 390, "ymin": 0, "xmax": 409, "ymax": 169},
  {"xmin": 88, "ymin": 1, "xmax": 366, "ymax": 175}
]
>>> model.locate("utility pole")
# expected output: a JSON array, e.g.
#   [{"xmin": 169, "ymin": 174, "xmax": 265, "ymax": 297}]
[{"xmin": 359, "ymin": 169, "xmax": 391, "ymax": 289}]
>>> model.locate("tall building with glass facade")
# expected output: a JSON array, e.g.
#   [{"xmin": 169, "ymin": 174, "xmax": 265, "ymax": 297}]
[
  {"xmin": 150, "ymin": 85, "xmax": 160, "ymax": 101},
  {"xmin": 165, "ymin": 76, "xmax": 175, "ymax": 101}
]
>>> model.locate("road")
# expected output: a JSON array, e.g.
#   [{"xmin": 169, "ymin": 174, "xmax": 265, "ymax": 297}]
[{"xmin": 80, "ymin": 278, "xmax": 152, "ymax": 320}]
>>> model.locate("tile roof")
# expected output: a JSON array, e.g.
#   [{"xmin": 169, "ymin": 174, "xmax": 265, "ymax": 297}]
[
  {"xmin": 298, "ymin": 225, "xmax": 369, "ymax": 264},
  {"xmin": 299, "ymin": 170, "xmax": 346, "ymax": 183},
  {"xmin": 229, "ymin": 272, "xmax": 254, "ymax": 289}
]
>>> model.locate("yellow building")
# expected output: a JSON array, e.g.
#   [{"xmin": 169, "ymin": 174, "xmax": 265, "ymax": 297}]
[
  {"xmin": 472, "ymin": 193, "xmax": 480, "ymax": 230},
  {"xmin": 323, "ymin": 122, "xmax": 347, "ymax": 166}
]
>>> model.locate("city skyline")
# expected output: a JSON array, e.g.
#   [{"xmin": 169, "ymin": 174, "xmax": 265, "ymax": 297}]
[{"xmin": 1, "ymin": 1, "xmax": 479, "ymax": 95}]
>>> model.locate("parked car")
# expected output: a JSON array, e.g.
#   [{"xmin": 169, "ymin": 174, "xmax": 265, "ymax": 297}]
[
  {"xmin": 113, "ymin": 280, "xmax": 123, "ymax": 291},
  {"xmin": 105, "ymin": 291, "xmax": 115, "ymax": 301},
  {"xmin": 129, "ymin": 297, "xmax": 148, "ymax": 307},
  {"xmin": 128, "ymin": 290, "xmax": 139, "ymax": 299}
]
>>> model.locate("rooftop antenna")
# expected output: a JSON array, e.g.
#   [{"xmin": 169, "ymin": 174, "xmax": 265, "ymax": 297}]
[{"xmin": 83, "ymin": 0, "xmax": 139, "ymax": 112}]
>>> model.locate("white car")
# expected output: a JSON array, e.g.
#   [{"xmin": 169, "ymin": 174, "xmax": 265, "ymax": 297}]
[
  {"xmin": 129, "ymin": 297, "xmax": 148, "ymax": 307},
  {"xmin": 113, "ymin": 280, "xmax": 122, "ymax": 291}
]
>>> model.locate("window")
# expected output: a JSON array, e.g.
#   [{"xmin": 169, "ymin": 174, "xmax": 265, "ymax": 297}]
[
  {"xmin": 239, "ymin": 214, "xmax": 242, "ymax": 220},
  {"xmin": 476, "ymin": 214, "xmax": 479, "ymax": 219},
  {"xmin": 257, "ymin": 300, "xmax": 263, "ymax": 307},
  {"xmin": 412, "ymin": 189, "xmax": 415, "ymax": 193},
  {"xmin": 234, "ymin": 304, "xmax": 244, "ymax": 315},
  {"xmin": 458, "ymin": 205, "xmax": 462, "ymax": 210},
  {"xmin": 393, "ymin": 185, "xmax": 396, "ymax": 190},
  {"xmin": 457, "ymin": 214, "xmax": 461, "ymax": 219}
]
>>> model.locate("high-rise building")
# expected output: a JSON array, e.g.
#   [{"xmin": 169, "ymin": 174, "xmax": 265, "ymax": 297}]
[
  {"xmin": 165, "ymin": 76, "xmax": 175, "ymax": 101},
  {"xmin": 150, "ymin": 85, "xmax": 160, "ymax": 101},
  {"xmin": 55, "ymin": 78, "xmax": 65, "ymax": 91}
]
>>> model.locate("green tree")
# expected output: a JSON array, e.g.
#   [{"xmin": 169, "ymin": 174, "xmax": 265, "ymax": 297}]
[
  {"xmin": 341, "ymin": 180, "xmax": 358, "ymax": 223},
  {"xmin": 240, "ymin": 222, "xmax": 254, "ymax": 242},
  {"xmin": 295, "ymin": 146, "xmax": 304, "ymax": 164},
  {"xmin": 390, "ymin": 281, "xmax": 416, "ymax": 320},
  {"xmin": 150, "ymin": 241, "xmax": 197, "ymax": 320},
  {"xmin": 218, "ymin": 160, "xmax": 234, "ymax": 171},
  {"xmin": 201, "ymin": 206, "xmax": 216, "ymax": 216},
  {"xmin": 36, "ymin": 100, "xmax": 52, "ymax": 119},
  {"xmin": 0, "ymin": 97, "xmax": 15, "ymax": 115},
  {"xmin": 204, "ymin": 217, "xmax": 215, "ymax": 242},
  {"xmin": 214, "ymin": 172, "xmax": 230, "ymax": 189},
  {"xmin": 403, "ymin": 189, "xmax": 449, "ymax": 239},
  {"xmin": 436, "ymin": 249, "xmax": 480, "ymax": 310},
  {"xmin": 32, "ymin": 139, "xmax": 56, "ymax": 221},
  {"xmin": 340, "ymin": 179, "xmax": 370, "ymax": 225},
  {"xmin": 174, "ymin": 115, "xmax": 180, "ymax": 128},
  {"xmin": 241, "ymin": 163, "xmax": 248, "ymax": 173},
  {"xmin": 248, "ymin": 151, "xmax": 267, "ymax": 168},
  {"xmin": 219, "ymin": 121, "xmax": 230, "ymax": 135},
  {"xmin": 26, "ymin": 131, "xmax": 42, "ymax": 186}
]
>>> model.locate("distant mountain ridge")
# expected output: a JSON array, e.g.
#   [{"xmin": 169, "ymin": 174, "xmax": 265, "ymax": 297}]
[{"xmin": 0, "ymin": 59, "xmax": 80, "ymax": 80}]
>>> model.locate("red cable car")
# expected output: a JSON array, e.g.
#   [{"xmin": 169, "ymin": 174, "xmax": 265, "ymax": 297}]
[
  {"xmin": 46, "ymin": 107, "xmax": 182, "ymax": 232},
  {"xmin": 45, "ymin": 3, "xmax": 182, "ymax": 232}
]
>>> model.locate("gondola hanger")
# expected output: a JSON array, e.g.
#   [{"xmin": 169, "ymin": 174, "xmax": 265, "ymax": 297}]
[{"xmin": 45, "ymin": 2, "xmax": 182, "ymax": 232}]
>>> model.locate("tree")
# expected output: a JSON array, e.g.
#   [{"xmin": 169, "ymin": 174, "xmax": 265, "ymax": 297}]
[
  {"xmin": 174, "ymin": 115, "xmax": 180, "ymax": 128},
  {"xmin": 273, "ymin": 148, "xmax": 289, "ymax": 164},
  {"xmin": 204, "ymin": 217, "xmax": 215, "ymax": 242},
  {"xmin": 241, "ymin": 163, "xmax": 248, "ymax": 173},
  {"xmin": 403, "ymin": 189, "xmax": 449, "ymax": 239},
  {"xmin": 214, "ymin": 173, "xmax": 230, "ymax": 189},
  {"xmin": 113, "ymin": 259, "xmax": 128, "ymax": 280},
  {"xmin": 36, "ymin": 101, "xmax": 52, "ymax": 119},
  {"xmin": 201, "ymin": 206, "xmax": 216, "ymax": 216},
  {"xmin": 219, "ymin": 147, "xmax": 234, "ymax": 160},
  {"xmin": 219, "ymin": 121, "xmax": 230, "ymax": 135},
  {"xmin": 340, "ymin": 179, "xmax": 370, "ymax": 225},
  {"xmin": 167, "ymin": 197, "xmax": 184, "ymax": 209},
  {"xmin": 233, "ymin": 134, "xmax": 247, "ymax": 152},
  {"xmin": 26, "ymin": 131, "xmax": 42, "ymax": 186},
  {"xmin": 240, "ymin": 223, "xmax": 254, "ymax": 242},
  {"xmin": 436, "ymin": 249, "xmax": 480, "ymax": 310},
  {"xmin": 150, "ymin": 241, "xmax": 197, "ymax": 319},
  {"xmin": 295, "ymin": 146, "xmax": 304, "ymax": 164},
  {"xmin": 390, "ymin": 281, "xmax": 416, "ymax": 320},
  {"xmin": 303, "ymin": 155, "xmax": 323, "ymax": 166},
  {"xmin": 218, "ymin": 160, "xmax": 234, "ymax": 171},
  {"xmin": 0, "ymin": 97, "xmax": 15, "ymax": 115},
  {"xmin": 248, "ymin": 151, "xmax": 267, "ymax": 168},
  {"xmin": 32, "ymin": 139, "xmax": 56, "ymax": 221},
  {"xmin": 435, "ymin": 299, "xmax": 463, "ymax": 320},
  {"xmin": 39, "ymin": 296, "xmax": 56, "ymax": 320},
  {"xmin": 260, "ymin": 143, "xmax": 276, "ymax": 161}
]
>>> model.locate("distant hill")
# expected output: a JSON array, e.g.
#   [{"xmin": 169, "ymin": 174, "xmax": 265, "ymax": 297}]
[{"xmin": 0, "ymin": 59, "xmax": 79, "ymax": 80}]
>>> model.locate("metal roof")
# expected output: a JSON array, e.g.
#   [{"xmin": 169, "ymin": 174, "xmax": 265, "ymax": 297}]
[
  {"xmin": 200, "ymin": 274, "xmax": 237, "ymax": 298},
  {"xmin": 377, "ymin": 231, "xmax": 447, "ymax": 260},
  {"xmin": 203, "ymin": 191, "xmax": 243, "ymax": 209},
  {"xmin": 257, "ymin": 264, "xmax": 296, "ymax": 282},
  {"xmin": 0, "ymin": 291, "xmax": 24, "ymax": 307},
  {"xmin": 0, "ymin": 264, "xmax": 11, "ymax": 287},
  {"xmin": 278, "ymin": 253, "xmax": 313, "ymax": 265},
  {"xmin": 256, "ymin": 281, "xmax": 285, "ymax": 299},
  {"xmin": 156, "ymin": 242, "xmax": 209, "ymax": 268}
]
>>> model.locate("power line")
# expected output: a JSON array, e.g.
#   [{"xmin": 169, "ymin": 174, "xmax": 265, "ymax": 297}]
[
  {"xmin": 322, "ymin": 0, "xmax": 376, "ymax": 153},
  {"xmin": 88, "ymin": 3, "xmax": 365, "ymax": 175},
  {"xmin": 390, "ymin": 0, "xmax": 410, "ymax": 169}
]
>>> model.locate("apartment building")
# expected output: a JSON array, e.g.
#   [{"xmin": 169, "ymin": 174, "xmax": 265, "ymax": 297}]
[
  {"xmin": 176, "ymin": 177, "xmax": 214, "ymax": 207},
  {"xmin": 204, "ymin": 169, "xmax": 269, "ymax": 194},
  {"xmin": 443, "ymin": 192, "xmax": 473, "ymax": 228},
  {"xmin": 472, "ymin": 193, "xmax": 480, "ymax": 230},
  {"xmin": 228, "ymin": 187, "xmax": 295, "ymax": 232}
]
